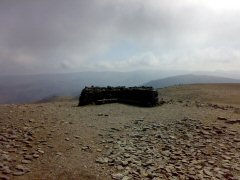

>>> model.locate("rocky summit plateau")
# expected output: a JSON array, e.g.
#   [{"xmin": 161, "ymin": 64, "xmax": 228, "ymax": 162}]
[{"xmin": 0, "ymin": 84, "xmax": 240, "ymax": 180}]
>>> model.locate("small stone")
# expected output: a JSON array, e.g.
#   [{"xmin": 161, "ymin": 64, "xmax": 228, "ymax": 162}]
[
  {"xmin": 217, "ymin": 117, "xmax": 227, "ymax": 121},
  {"xmin": 1, "ymin": 154, "xmax": 11, "ymax": 161},
  {"xmin": 140, "ymin": 169, "xmax": 149, "ymax": 177},
  {"xmin": 122, "ymin": 176, "xmax": 132, "ymax": 180},
  {"xmin": 122, "ymin": 161, "xmax": 128, "ymax": 166},
  {"xmin": 111, "ymin": 173, "xmax": 124, "ymax": 180},
  {"xmin": 21, "ymin": 159, "xmax": 32, "ymax": 164},
  {"xmin": 116, "ymin": 165, "xmax": 124, "ymax": 171},
  {"xmin": 15, "ymin": 164, "xmax": 30, "ymax": 172},
  {"xmin": 0, "ymin": 175, "xmax": 10, "ymax": 180},
  {"xmin": 81, "ymin": 146, "xmax": 90, "ymax": 151},
  {"xmin": 146, "ymin": 159, "xmax": 154, "ymax": 166},
  {"xmin": 203, "ymin": 169, "xmax": 213, "ymax": 177},
  {"xmin": 38, "ymin": 149, "xmax": 44, "ymax": 154},
  {"xmin": 33, "ymin": 154, "xmax": 39, "ymax": 158},
  {"xmin": 201, "ymin": 130, "xmax": 210, "ymax": 135},
  {"xmin": 24, "ymin": 155, "xmax": 33, "ymax": 160},
  {"xmin": 195, "ymin": 165, "xmax": 202, "ymax": 170},
  {"xmin": 221, "ymin": 155, "xmax": 232, "ymax": 160},
  {"xmin": 7, "ymin": 148, "xmax": 17, "ymax": 153},
  {"xmin": 65, "ymin": 138, "xmax": 70, "ymax": 141},
  {"xmin": 233, "ymin": 138, "xmax": 240, "ymax": 142},
  {"xmin": 208, "ymin": 160, "xmax": 215, "ymax": 165},
  {"xmin": 226, "ymin": 119, "xmax": 240, "ymax": 124},
  {"xmin": 232, "ymin": 175, "xmax": 240, "ymax": 180},
  {"xmin": 111, "ymin": 127, "xmax": 120, "ymax": 131},
  {"xmin": 56, "ymin": 152, "xmax": 63, "ymax": 156},
  {"xmin": 96, "ymin": 157, "xmax": 109, "ymax": 164},
  {"xmin": 29, "ymin": 119, "xmax": 35, "ymax": 122},
  {"xmin": 74, "ymin": 135, "xmax": 80, "ymax": 139},
  {"xmin": 2, "ymin": 166, "xmax": 11, "ymax": 174},
  {"xmin": 13, "ymin": 171, "xmax": 25, "ymax": 176}
]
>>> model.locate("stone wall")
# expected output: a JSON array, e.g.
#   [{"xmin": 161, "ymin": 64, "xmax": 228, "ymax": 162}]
[{"xmin": 78, "ymin": 86, "xmax": 159, "ymax": 107}]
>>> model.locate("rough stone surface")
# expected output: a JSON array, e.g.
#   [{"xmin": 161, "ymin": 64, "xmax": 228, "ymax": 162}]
[
  {"xmin": 78, "ymin": 86, "xmax": 159, "ymax": 107},
  {"xmin": 0, "ymin": 126, "xmax": 39, "ymax": 178},
  {"xmin": 96, "ymin": 118, "xmax": 240, "ymax": 179}
]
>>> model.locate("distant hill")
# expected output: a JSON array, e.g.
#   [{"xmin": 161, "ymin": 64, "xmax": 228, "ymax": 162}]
[
  {"xmin": 1, "ymin": 71, "xmax": 240, "ymax": 104},
  {"xmin": 0, "ymin": 70, "xmax": 177, "ymax": 104},
  {"xmin": 144, "ymin": 74, "xmax": 240, "ymax": 88}
]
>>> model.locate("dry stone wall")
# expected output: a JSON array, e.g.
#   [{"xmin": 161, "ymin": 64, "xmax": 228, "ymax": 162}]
[{"xmin": 78, "ymin": 86, "xmax": 159, "ymax": 107}]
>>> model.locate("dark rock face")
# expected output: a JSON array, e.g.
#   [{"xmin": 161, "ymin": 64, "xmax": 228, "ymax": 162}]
[{"xmin": 78, "ymin": 86, "xmax": 159, "ymax": 107}]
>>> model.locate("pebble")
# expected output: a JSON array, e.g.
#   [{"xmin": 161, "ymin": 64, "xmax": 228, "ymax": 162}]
[
  {"xmin": 122, "ymin": 176, "xmax": 132, "ymax": 180},
  {"xmin": 13, "ymin": 171, "xmax": 26, "ymax": 176},
  {"xmin": 15, "ymin": 164, "xmax": 30, "ymax": 172},
  {"xmin": 0, "ymin": 126, "xmax": 44, "ymax": 178},
  {"xmin": 96, "ymin": 157, "xmax": 109, "ymax": 164},
  {"xmin": 2, "ymin": 166, "xmax": 11, "ymax": 174},
  {"xmin": 56, "ymin": 152, "xmax": 63, "ymax": 156},
  {"xmin": 33, "ymin": 154, "xmax": 40, "ymax": 158},
  {"xmin": 24, "ymin": 155, "xmax": 33, "ymax": 160},
  {"xmin": 111, "ymin": 173, "xmax": 124, "ymax": 180},
  {"xmin": 0, "ymin": 175, "xmax": 10, "ymax": 180},
  {"xmin": 38, "ymin": 149, "xmax": 44, "ymax": 154},
  {"xmin": 81, "ymin": 146, "xmax": 90, "ymax": 151},
  {"xmin": 21, "ymin": 159, "xmax": 32, "ymax": 164},
  {"xmin": 95, "ymin": 118, "xmax": 240, "ymax": 179}
]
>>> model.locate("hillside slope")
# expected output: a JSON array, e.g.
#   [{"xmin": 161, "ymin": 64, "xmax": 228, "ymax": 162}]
[{"xmin": 145, "ymin": 74, "xmax": 240, "ymax": 88}]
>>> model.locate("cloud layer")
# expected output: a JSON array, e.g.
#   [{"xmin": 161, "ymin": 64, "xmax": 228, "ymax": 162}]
[{"xmin": 1, "ymin": 0, "xmax": 240, "ymax": 74}]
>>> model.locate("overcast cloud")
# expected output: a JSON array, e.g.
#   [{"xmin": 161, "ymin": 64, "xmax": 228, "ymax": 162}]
[{"xmin": 1, "ymin": 0, "xmax": 240, "ymax": 75}]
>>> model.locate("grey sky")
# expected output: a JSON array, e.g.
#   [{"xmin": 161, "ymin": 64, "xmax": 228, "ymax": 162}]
[{"xmin": 0, "ymin": 0, "xmax": 240, "ymax": 75}]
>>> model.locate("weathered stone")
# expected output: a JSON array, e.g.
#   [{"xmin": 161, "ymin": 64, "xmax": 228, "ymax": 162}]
[
  {"xmin": 0, "ymin": 175, "xmax": 10, "ymax": 180},
  {"xmin": 15, "ymin": 164, "xmax": 30, "ymax": 172},
  {"xmin": 13, "ymin": 171, "xmax": 26, "ymax": 176},
  {"xmin": 94, "ymin": 117, "xmax": 240, "ymax": 179},
  {"xmin": 33, "ymin": 154, "xmax": 39, "ymax": 158},
  {"xmin": 2, "ymin": 166, "xmax": 11, "ymax": 174},
  {"xmin": 233, "ymin": 138, "xmax": 240, "ymax": 142},
  {"xmin": 81, "ymin": 146, "xmax": 90, "ymax": 151},
  {"xmin": 95, "ymin": 157, "xmax": 109, "ymax": 164},
  {"xmin": 78, "ymin": 86, "xmax": 159, "ymax": 107},
  {"xmin": 122, "ymin": 176, "xmax": 132, "ymax": 180},
  {"xmin": 56, "ymin": 152, "xmax": 63, "ymax": 156},
  {"xmin": 225, "ymin": 119, "xmax": 240, "ymax": 124},
  {"xmin": 111, "ymin": 173, "xmax": 124, "ymax": 180},
  {"xmin": 37, "ymin": 149, "xmax": 44, "ymax": 154},
  {"xmin": 21, "ymin": 159, "xmax": 32, "ymax": 164},
  {"xmin": 203, "ymin": 169, "xmax": 213, "ymax": 177},
  {"xmin": 217, "ymin": 117, "xmax": 227, "ymax": 121},
  {"xmin": 24, "ymin": 155, "xmax": 33, "ymax": 160}
]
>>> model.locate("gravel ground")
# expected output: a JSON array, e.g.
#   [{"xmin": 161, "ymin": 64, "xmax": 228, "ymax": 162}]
[{"xmin": 0, "ymin": 84, "xmax": 240, "ymax": 180}]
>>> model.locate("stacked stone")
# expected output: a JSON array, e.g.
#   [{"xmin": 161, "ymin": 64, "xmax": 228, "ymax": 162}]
[{"xmin": 78, "ymin": 86, "xmax": 159, "ymax": 107}]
